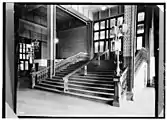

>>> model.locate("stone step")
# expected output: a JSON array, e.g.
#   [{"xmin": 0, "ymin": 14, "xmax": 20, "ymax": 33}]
[
  {"xmin": 68, "ymin": 83, "xmax": 114, "ymax": 93},
  {"xmin": 68, "ymin": 87, "xmax": 114, "ymax": 98},
  {"xmin": 71, "ymin": 74, "xmax": 114, "ymax": 80},
  {"xmin": 69, "ymin": 77, "xmax": 114, "ymax": 83}
]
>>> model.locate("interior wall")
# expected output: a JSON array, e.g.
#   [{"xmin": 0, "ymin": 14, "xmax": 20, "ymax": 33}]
[
  {"xmin": 57, "ymin": 26, "xmax": 87, "ymax": 58},
  {"xmin": 5, "ymin": 3, "xmax": 15, "ymax": 112}
]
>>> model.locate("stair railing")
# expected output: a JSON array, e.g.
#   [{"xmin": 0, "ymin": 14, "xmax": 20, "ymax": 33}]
[
  {"xmin": 135, "ymin": 47, "xmax": 148, "ymax": 73},
  {"xmin": 55, "ymin": 52, "xmax": 89, "ymax": 73},
  {"xmin": 113, "ymin": 67, "xmax": 129, "ymax": 107},
  {"xmin": 63, "ymin": 49, "xmax": 110, "ymax": 93},
  {"xmin": 31, "ymin": 52, "xmax": 89, "ymax": 88},
  {"xmin": 31, "ymin": 66, "xmax": 50, "ymax": 88}
]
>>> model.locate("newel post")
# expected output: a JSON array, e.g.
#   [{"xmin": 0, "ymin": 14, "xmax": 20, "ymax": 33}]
[
  {"xmin": 84, "ymin": 65, "xmax": 87, "ymax": 75},
  {"xmin": 98, "ymin": 56, "xmax": 100, "ymax": 65},
  {"xmin": 31, "ymin": 73, "xmax": 36, "ymax": 88},
  {"xmin": 113, "ymin": 77, "xmax": 121, "ymax": 107},
  {"xmin": 63, "ymin": 77, "xmax": 68, "ymax": 93}
]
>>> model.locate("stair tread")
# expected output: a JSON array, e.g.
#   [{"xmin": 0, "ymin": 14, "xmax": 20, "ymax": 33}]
[
  {"xmin": 70, "ymin": 77, "xmax": 114, "ymax": 82},
  {"xmin": 35, "ymin": 85, "xmax": 62, "ymax": 93},
  {"xmin": 68, "ymin": 83, "xmax": 114, "ymax": 91},
  {"xmin": 38, "ymin": 82, "xmax": 64, "ymax": 88},
  {"xmin": 68, "ymin": 87, "xmax": 114, "ymax": 95},
  {"xmin": 72, "ymin": 75, "xmax": 114, "ymax": 80},
  {"xmin": 67, "ymin": 92, "xmax": 114, "ymax": 101},
  {"xmin": 69, "ymin": 80, "xmax": 114, "ymax": 87}
]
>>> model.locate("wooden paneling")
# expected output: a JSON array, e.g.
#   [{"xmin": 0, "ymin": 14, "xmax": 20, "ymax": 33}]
[{"xmin": 57, "ymin": 26, "xmax": 87, "ymax": 58}]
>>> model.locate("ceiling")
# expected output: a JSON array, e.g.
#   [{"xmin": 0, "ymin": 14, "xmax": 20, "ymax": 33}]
[
  {"xmin": 14, "ymin": 4, "xmax": 118, "ymax": 31},
  {"xmin": 74, "ymin": 5, "xmax": 118, "ymax": 13}
]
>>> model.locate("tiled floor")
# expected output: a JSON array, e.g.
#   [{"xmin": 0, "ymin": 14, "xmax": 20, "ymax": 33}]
[{"xmin": 17, "ymin": 87, "xmax": 155, "ymax": 117}]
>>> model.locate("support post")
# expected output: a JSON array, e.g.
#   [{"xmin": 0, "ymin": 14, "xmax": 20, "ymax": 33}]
[
  {"xmin": 116, "ymin": 50, "xmax": 121, "ymax": 76},
  {"xmin": 84, "ymin": 66, "xmax": 87, "ymax": 75},
  {"xmin": 98, "ymin": 56, "xmax": 100, "ymax": 65},
  {"xmin": 113, "ymin": 78, "xmax": 121, "ymax": 107},
  {"xmin": 63, "ymin": 77, "xmax": 68, "ymax": 93}
]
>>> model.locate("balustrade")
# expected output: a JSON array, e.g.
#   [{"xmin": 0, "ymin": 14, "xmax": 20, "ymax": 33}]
[
  {"xmin": 62, "ymin": 49, "xmax": 110, "ymax": 92},
  {"xmin": 31, "ymin": 52, "xmax": 88, "ymax": 88}
]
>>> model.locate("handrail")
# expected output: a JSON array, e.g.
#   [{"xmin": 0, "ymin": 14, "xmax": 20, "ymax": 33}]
[
  {"xmin": 31, "ymin": 52, "xmax": 89, "ymax": 88},
  {"xmin": 135, "ymin": 47, "xmax": 148, "ymax": 72},
  {"xmin": 63, "ymin": 49, "xmax": 110, "ymax": 92},
  {"xmin": 55, "ymin": 52, "xmax": 89, "ymax": 72},
  {"xmin": 113, "ymin": 66, "xmax": 128, "ymax": 107},
  {"xmin": 64, "ymin": 49, "xmax": 109, "ymax": 79},
  {"xmin": 31, "ymin": 66, "xmax": 50, "ymax": 88}
]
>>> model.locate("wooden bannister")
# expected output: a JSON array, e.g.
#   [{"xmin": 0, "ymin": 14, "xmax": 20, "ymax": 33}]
[
  {"xmin": 31, "ymin": 66, "xmax": 50, "ymax": 88},
  {"xmin": 113, "ymin": 67, "xmax": 128, "ymax": 107},
  {"xmin": 63, "ymin": 49, "xmax": 110, "ymax": 92},
  {"xmin": 31, "ymin": 52, "xmax": 89, "ymax": 88},
  {"xmin": 135, "ymin": 48, "xmax": 148, "ymax": 72},
  {"xmin": 55, "ymin": 52, "xmax": 89, "ymax": 72}
]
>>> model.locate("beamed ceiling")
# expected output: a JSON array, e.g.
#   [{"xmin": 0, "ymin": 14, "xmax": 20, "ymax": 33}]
[
  {"xmin": 15, "ymin": 4, "xmax": 119, "ymax": 31},
  {"xmin": 15, "ymin": 4, "xmax": 86, "ymax": 31}
]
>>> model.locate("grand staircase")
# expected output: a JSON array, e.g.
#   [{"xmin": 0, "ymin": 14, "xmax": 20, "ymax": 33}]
[
  {"xmin": 35, "ymin": 59, "xmax": 117, "ymax": 105},
  {"xmin": 32, "ymin": 50, "xmax": 128, "ymax": 106}
]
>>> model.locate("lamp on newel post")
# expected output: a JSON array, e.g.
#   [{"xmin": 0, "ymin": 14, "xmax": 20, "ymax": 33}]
[{"xmin": 110, "ymin": 23, "xmax": 128, "ymax": 76}]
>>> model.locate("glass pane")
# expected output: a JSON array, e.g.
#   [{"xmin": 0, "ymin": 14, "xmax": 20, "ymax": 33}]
[
  {"xmin": 23, "ymin": 49, "xmax": 25, "ymax": 53},
  {"xmin": 106, "ymin": 20, "xmax": 109, "ymax": 28},
  {"xmin": 106, "ymin": 41, "xmax": 108, "ymax": 50},
  {"xmin": 137, "ymin": 24, "xmax": 144, "ymax": 34},
  {"xmin": 27, "ymin": 54, "xmax": 29, "ymax": 59},
  {"xmin": 99, "ymin": 41, "xmax": 104, "ymax": 52},
  {"xmin": 20, "ymin": 43, "xmax": 22, "ymax": 49},
  {"xmin": 20, "ymin": 54, "xmax": 22, "ymax": 59},
  {"xmin": 23, "ymin": 54, "xmax": 25, "ymax": 59},
  {"xmin": 20, "ymin": 61, "xmax": 24, "ymax": 70},
  {"xmin": 25, "ymin": 61, "xmax": 28, "ymax": 70},
  {"xmin": 110, "ymin": 29, "xmax": 115, "ymax": 38},
  {"xmin": 100, "ymin": 31, "xmax": 105, "ymax": 39},
  {"xmin": 110, "ymin": 18, "xmax": 116, "ymax": 28},
  {"xmin": 106, "ymin": 30, "xmax": 108, "ymax": 39},
  {"xmin": 30, "ymin": 57, "xmax": 32, "ymax": 64},
  {"xmin": 94, "ymin": 32, "xmax": 99, "ymax": 41},
  {"xmin": 20, "ymin": 48, "xmax": 22, "ymax": 53},
  {"xmin": 117, "ymin": 16, "xmax": 123, "ymax": 26},
  {"xmin": 138, "ymin": 12, "xmax": 145, "ymax": 22},
  {"xmin": 94, "ymin": 42, "xmax": 99, "ymax": 53},
  {"xmin": 94, "ymin": 22, "xmax": 99, "ymax": 31},
  {"xmin": 137, "ymin": 36, "xmax": 143, "ymax": 50},
  {"xmin": 100, "ymin": 21, "xmax": 105, "ymax": 29},
  {"xmin": 23, "ymin": 43, "xmax": 26, "ymax": 49}
]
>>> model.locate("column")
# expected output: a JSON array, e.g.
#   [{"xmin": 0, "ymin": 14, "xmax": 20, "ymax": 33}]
[
  {"xmin": 53, "ymin": 5, "xmax": 57, "ymax": 75},
  {"xmin": 5, "ymin": 3, "xmax": 15, "ymax": 113},
  {"xmin": 47, "ymin": 5, "xmax": 54, "ymax": 78},
  {"xmin": 123, "ymin": 5, "xmax": 137, "ymax": 101}
]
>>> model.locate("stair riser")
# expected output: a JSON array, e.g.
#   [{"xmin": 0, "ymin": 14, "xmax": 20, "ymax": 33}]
[
  {"xmin": 70, "ymin": 76, "xmax": 113, "ymax": 81},
  {"xmin": 67, "ymin": 92, "xmax": 114, "ymax": 105},
  {"xmin": 68, "ymin": 89, "xmax": 114, "ymax": 98},
  {"xmin": 68, "ymin": 81, "xmax": 114, "ymax": 89},
  {"xmin": 69, "ymin": 78, "xmax": 114, "ymax": 84},
  {"xmin": 37, "ymin": 83, "xmax": 64, "ymax": 91},
  {"xmin": 68, "ymin": 84, "xmax": 114, "ymax": 93},
  {"xmin": 42, "ymin": 80, "xmax": 64, "ymax": 86}
]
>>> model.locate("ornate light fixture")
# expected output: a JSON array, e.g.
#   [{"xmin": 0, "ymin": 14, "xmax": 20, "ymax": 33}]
[{"xmin": 110, "ymin": 23, "xmax": 128, "ymax": 76}]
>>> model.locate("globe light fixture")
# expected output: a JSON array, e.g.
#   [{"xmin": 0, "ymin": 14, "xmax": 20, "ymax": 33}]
[
  {"xmin": 54, "ymin": 38, "xmax": 59, "ymax": 44},
  {"xmin": 101, "ymin": 6, "xmax": 107, "ymax": 11}
]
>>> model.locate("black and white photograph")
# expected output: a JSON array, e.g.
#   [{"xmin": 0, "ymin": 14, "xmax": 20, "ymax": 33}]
[{"xmin": 3, "ymin": 2, "xmax": 166, "ymax": 118}]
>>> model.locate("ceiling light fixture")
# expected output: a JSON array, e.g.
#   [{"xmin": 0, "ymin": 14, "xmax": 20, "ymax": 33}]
[{"xmin": 101, "ymin": 6, "xmax": 107, "ymax": 11}]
